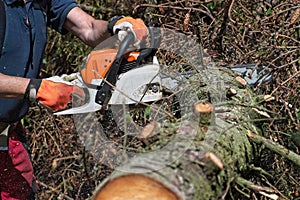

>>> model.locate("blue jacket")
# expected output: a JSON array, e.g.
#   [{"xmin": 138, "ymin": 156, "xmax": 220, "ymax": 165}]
[{"xmin": 0, "ymin": 0, "xmax": 77, "ymax": 123}]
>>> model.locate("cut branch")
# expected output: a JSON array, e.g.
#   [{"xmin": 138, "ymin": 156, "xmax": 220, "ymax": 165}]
[{"xmin": 247, "ymin": 131, "xmax": 300, "ymax": 167}]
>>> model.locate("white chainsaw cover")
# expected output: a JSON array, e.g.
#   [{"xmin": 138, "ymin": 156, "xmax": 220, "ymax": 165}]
[{"xmin": 109, "ymin": 64, "xmax": 162, "ymax": 105}]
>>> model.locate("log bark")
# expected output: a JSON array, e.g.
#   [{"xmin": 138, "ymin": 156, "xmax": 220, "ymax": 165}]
[{"xmin": 91, "ymin": 66, "xmax": 268, "ymax": 200}]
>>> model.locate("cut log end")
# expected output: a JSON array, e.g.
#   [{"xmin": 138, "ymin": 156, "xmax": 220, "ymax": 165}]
[
  {"xmin": 94, "ymin": 174, "xmax": 181, "ymax": 200},
  {"xmin": 226, "ymin": 88, "xmax": 237, "ymax": 98},
  {"xmin": 194, "ymin": 102, "xmax": 214, "ymax": 125},
  {"xmin": 235, "ymin": 76, "xmax": 247, "ymax": 87},
  {"xmin": 205, "ymin": 152, "xmax": 224, "ymax": 170},
  {"xmin": 139, "ymin": 121, "xmax": 158, "ymax": 139},
  {"xmin": 194, "ymin": 102, "xmax": 214, "ymax": 114}
]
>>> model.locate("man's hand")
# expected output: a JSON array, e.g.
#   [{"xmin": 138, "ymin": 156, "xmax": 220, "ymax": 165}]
[
  {"xmin": 25, "ymin": 79, "xmax": 84, "ymax": 112},
  {"xmin": 108, "ymin": 16, "xmax": 149, "ymax": 47}
]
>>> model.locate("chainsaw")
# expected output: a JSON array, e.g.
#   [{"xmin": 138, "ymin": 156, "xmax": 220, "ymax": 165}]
[
  {"xmin": 52, "ymin": 25, "xmax": 272, "ymax": 116},
  {"xmin": 54, "ymin": 26, "xmax": 165, "ymax": 115}
]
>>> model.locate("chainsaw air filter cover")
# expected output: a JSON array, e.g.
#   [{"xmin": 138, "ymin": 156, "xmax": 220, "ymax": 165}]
[
  {"xmin": 80, "ymin": 49, "xmax": 141, "ymax": 86},
  {"xmin": 80, "ymin": 49, "xmax": 117, "ymax": 85}
]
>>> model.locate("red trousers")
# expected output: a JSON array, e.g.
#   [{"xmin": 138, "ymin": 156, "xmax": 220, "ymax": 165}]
[{"xmin": 0, "ymin": 124, "xmax": 34, "ymax": 200}]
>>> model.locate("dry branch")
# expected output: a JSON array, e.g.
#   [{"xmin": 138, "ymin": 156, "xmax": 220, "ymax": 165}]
[{"xmin": 247, "ymin": 131, "xmax": 300, "ymax": 167}]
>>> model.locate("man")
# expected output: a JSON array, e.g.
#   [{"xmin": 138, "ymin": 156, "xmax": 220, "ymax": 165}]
[{"xmin": 0, "ymin": 0, "xmax": 148, "ymax": 199}]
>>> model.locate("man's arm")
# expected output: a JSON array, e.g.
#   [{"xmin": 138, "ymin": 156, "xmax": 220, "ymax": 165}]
[
  {"xmin": 0, "ymin": 73, "xmax": 30, "ymax": 98},
  {"xmin": 63, "ymin": 7, "xmax": 111, "ymax": 48},
  {"xmin": 0, "ymin": 73, "xmax": 84, "ymax": 112},
  {"xmin": 0, "ymin": 8, "xmax": 109, "ymax": 101}
]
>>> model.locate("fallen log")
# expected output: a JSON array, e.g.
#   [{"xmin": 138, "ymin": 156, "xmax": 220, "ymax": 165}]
[{"xmin": 91, "ymin": 65, "xmax": 270, "ymax": 200}]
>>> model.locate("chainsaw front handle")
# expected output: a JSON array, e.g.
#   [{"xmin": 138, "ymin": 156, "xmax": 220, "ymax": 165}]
[
  {"xmin": 116, "ymin": 30, "xmax": 135, "ymax": 60},
  {"xmin": 95, "ymin": 30, "xmax": 135, "ymax": 105}
]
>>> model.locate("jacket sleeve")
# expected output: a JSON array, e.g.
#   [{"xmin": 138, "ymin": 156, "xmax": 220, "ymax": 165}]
[{"xmin": 47, "ymin": 0, "xmax": 78, "ymax": 34}]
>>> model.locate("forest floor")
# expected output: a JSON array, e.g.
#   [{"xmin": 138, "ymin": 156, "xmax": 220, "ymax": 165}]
[{"xmin": 24, "ymin": 0, "xmax": 299, "ymax": 199}]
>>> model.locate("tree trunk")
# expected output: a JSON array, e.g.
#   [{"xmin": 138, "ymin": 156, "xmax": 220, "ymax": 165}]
[{"xmin": 91, "ymin": 66, "xmax": 266, "ymax": 200}]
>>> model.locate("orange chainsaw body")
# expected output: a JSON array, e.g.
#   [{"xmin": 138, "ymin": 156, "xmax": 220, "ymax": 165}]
[{"xmin": 81, "ymin": 49, "xmax": 140, "ymax": 85}]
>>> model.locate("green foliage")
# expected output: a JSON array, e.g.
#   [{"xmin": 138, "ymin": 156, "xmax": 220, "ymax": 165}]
[
  {"xmin": 144, "ymin": 106, "xmax": 151, "ymax": 117},
  {"xmin": 265, "ymin": 8, "xmax": 273, "ymax": 16},
  {"xmin": 43, "ymin": 28, "xmax": 91, "ymax": 77},
  {"xmin": 207, "ymin": 1, "xmax": 216, "ymax": 10}
]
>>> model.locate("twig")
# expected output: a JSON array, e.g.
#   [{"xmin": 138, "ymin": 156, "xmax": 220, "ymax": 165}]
[
  {"xmin": 221, "ymin": 170, "xmax": 235, "ymax": 200},
  {"xmin": 236, "ymin": 0, "xmax": 252, "ymax": 16},
  {"xmin": 82, "ymin": 147, "xmax": 90, "ymax": 178},
  {"xmin": 270, "ymin": 71, "xmax": 300, "ymax": 95},
  {"xmin": 234, "ymin": 185, "xmax": 251, "ymax": 198},
  {"xmin": 275, "ymin": 33, "xmax": 300, "ymax": 45},
  {"xmin": 228, "ymin": 0, "xmax": 236, "ymax": 24},
  {"xmin": 269, "ymin": 49, "xmax": 298, "ymax": 65},
  {"xmin": 45, "ymin": 129, "xmax": 62, "ymax": 156},
  {"xmin": 38, "ymin": 181, "xmax": 74, "ymax": 200},
  {"xmin": 275, "ymin": 46, "xmax": 299, "ymax": 49},
  {"xmin": 261, "ymin": 5, "xmax": 300, "ymax": 22},
  {"xmin": 75, "ymin": 180, "xmax": 86, "ymax": 200},
  {"xmin": 133, "ymin": 3, "xmax": 215, "ymax": 21},
  {"xmin": 236, "ymin": 177, "xmax": 288, "ymax": 200},
  {"xmin": 263, "ymin": 176, "xmax": 289, "ymax": 200},
  {"xmin": 247, "ymin": 131, "xmax": 300, "ymax": 168},
  {"xmin": 236, "ymin": 177, "xmax": 275, "ymax": 193}
]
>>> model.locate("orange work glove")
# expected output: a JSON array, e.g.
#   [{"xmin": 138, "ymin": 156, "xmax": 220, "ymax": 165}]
[
  {"xmin": 108, "ymin": 16, "xmax": 149, "ymax": 47},
  {"xmin": 25, "ymin": 79, "xmax": 84, "ymax": 112}
]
